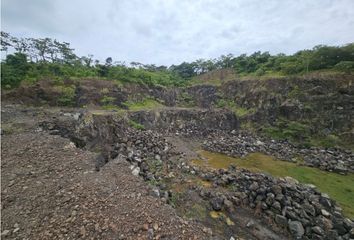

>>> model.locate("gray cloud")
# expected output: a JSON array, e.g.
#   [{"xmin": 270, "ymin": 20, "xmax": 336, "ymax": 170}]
[{"xmin": 1, "ymin": 0, "xmax": 354, "ymax": 65}]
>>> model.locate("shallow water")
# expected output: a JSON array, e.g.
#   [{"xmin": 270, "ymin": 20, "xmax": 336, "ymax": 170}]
[{"xmin": 192, "ymin": 150, "xmax": 354, "ymax": 218}]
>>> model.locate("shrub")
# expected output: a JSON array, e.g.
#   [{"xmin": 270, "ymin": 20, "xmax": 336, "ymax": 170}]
[
  {"xmin": 334, "ymin": 61, "xmax": 354, "ymax": 74},
  {"xmin": 55, "ymin": 85, "xmax": 76, "ymax": 106},
  {"xmin": 100, "ymin": 96, "xmax": 115, "ymax": 105}
]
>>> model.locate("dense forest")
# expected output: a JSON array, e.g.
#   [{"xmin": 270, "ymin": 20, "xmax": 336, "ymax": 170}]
[{"xmin": 1, "ymin": 31, "xmax": 354, "ymax": 88}]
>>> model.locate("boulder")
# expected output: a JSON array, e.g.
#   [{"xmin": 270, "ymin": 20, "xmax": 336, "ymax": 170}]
[
  {"xmin": 275, "ymin": 214, "xmax": 288, "ymax": 227},
  {"xmin": 210, "ymin": 197, "xmax": 224, "ymax": 211},
  {"xmin": 288, "ymin": 221, "xmax": 305, "ymax": 239}
]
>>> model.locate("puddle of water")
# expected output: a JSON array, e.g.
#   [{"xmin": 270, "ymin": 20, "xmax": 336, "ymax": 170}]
[{"xmin": 192, "ymin": 150, "xmax": 354, "ymax": 218}]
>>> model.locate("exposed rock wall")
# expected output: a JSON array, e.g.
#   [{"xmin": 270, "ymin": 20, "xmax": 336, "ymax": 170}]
[
  {"xmin": 219, "ymin": 76, "xmax": 354, "ymax": 137},
  {"xmin": 3, "ymin": 75, "xmax": 354, "ymax": 143},
  {"xmin": 129, "ymin": 108, "xmax": 239, "ymax": 133}
]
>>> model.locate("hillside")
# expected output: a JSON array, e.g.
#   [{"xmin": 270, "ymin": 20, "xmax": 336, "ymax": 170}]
[{"xmin": 2, "ymin": 33, "xmax": 354, "ymax": 240}]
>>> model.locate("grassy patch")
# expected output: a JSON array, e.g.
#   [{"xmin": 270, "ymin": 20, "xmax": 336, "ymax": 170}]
[
  {"xmin": 128, "ymin": 120, "xmax": 145, "ymax": 130},
  {"xmin": 100, "ymin": 95, "xmax": 115, "ymax": 105},
  {"xmin": 123, "ymin": 98, "xmax": 163, "ymax": 111},
  {"xmin": 310, "ymin": 134, "xmax": 340, "ymax": 148},
  {"xmin": 216, "ymin": 99, "xmax": 255, "ymax": 117},
  {"xmin": 184, "ymin": 203, "xmax": 207, "ymax": 220},
  {"xmin": 192, "ymin": 151, "xmax": 354, "ymax": 218}
]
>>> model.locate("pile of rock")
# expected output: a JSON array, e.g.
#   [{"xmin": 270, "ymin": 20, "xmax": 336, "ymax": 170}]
[
  {"xmin": 109, "ymin": 129, "xmax": 174, "ymax": 181},
  {"xmin": 202, "ymin": 130, "xmax": 354, "ymax": 174},
  {"xmin": 300, "ymin": 148, "xmax": 354, "ymax": 174},
  {"xmin": 197, "ymin": 167, "xmax": 354, "ymax": 240},
  {"xmin": 202, "ymin": 131, "xmax": 295, "ymax": 160}
]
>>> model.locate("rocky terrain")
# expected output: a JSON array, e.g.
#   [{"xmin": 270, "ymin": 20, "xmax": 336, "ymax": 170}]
[
  {"xmin": 2, "ymin": 75, "xmax": 354, "ymax": 240},
  {"xmin": 1, "ymin": 105, "xmax": 210, "ymax": 240},
  {"xmin": 202, "ymin": 131, "xmax": 354, "ymax": 174}
]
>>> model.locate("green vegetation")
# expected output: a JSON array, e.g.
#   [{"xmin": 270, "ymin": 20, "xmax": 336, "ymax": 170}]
[
  {"xmin": 178, "ymin": 92, "xmax": 195, "ymax": 107},
  {"xmin": 128, "ymin": 120, "xmax": 145, "ymax": 130},
  {"xmin": 288, "ymin": 85, "xmax": 304, "ymax": 99},
  {"xmin": 55, "ymin": 85, "xmax": 76, "ymax": 106},
  {"xmin": 1, "ymin": 31, "xmax": 353, "ymax": 89},
  {"xmin": 146, "ymin": 158, "xmax": 163, "ymax": 173},
  {"xmin": 169, "ymin": 44, "xmax": 354, "ymax": 79},
  {"xmin": 309, "ymin": 134, "xmax": 342, "ymax": 149},
  {"xmin": 334, "ymin": 61, "xmax": 354, "ymax": 74},
  {"xmin": 262, "ymin": 120, "xmax": 348, "ymax": 149},
  {"xmin": 184, "ymin": 203, "xmax": 207, "ymax": 220},
  {"xmin": 100, "ymin": 95, "xmax": 115, "ymax": 105},
  {"xmin": 216, "ymin": 99, "xmax": 255, "ymax": 117},
  {"xmin": 263, "ymin": 120, "xmax": 311, "ymax": 145},
  {"xmin": 123, "ymin": 98, "xmax": 163, "ymax": 111},
  {"xmin": 192, "ymin": 150, "xmax": 354, "ymax": 218}
]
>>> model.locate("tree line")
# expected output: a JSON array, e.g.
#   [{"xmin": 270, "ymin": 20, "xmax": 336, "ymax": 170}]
[
  {"xmin": 1, "ymin": 31, "xmax": 354, "ymax": 88},
  {"xmin": 170, "ymin": 45, "xmax": 354, "ymax": 78}
]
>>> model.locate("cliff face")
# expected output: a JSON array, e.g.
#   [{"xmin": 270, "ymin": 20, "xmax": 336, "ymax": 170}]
[
  {"xmin": 3, "ymin": 74, "xmax": 354, "ymax": 146},
  {"xmin": 221, "ymin": 76, "xmax": 353, "ymax": 143}
]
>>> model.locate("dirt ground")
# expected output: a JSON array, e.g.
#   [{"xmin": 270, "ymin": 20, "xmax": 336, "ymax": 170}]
[{"xmin": 1, "ymin": 105, "xmax": 211, "ymax": 240}]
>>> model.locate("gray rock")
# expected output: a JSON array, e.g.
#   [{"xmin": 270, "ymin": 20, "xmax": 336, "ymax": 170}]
[
  {"xmin": 303, "ymin": 203, "xmax": 316, "ymax": 216},
  {"xmin": 320, "ymin": 194, "xmax": 332, "ymax": 209},
  {"xmin": 246, "ymin": 220, "xmax": 255, "ymax": 228},
  {"xmin": 272, "ymin": 185, "xmax": 283, "ymax": 195},
  {"xmin": 210, "ymin": 197, "xmax": 224, "ymax": 211},
  {"xmin": 334, "ymin": 221, "xmax": 347, "ymax": 235},
  {"xmin": 328, "ymin": 230, "xmax": 339, "ymax": 239},
  {"xmin": 151, "ymin": 188, "xmax": 160, "ymax": 198},
  {"xmin": 288, "ymin": 221, "xmax": 305, "ymax": 239},
  {"xmin": 265, "ymin": 193, "xmax": 275, "ymax": 206},
  {"xmin": 249, "ymin": 182, "xmax": 259, "ymax": 191},
  {"xmin": 1, "ymin": 230, "xmax": 10, "ymax": 236},
  {"xmin": 131, "ymin": 167, "xmax": 140, "ymax": 176},
  {"xmin": 349, "ymin": 228, "xmax": 354, "ymax": 238},
  {"xmin": 224, "ymin": 199, "xmax": 234, "ymax": 212},
  {"xmin": 272, "ymin": 201, "xmax": 282, "ymax": 212},
  {"xmin": 312, "ymin": 226, "xmax": 325, "ymax": 236},
  {"xmin": 275, "ymin": 214, "xmax": 288, "ymax": 227},
  {"xmin": 311, "ymin": 234, "xmax": 324, "ymax": 240},
  {"xmin": 343, "ymin": 218, "xmax": 354, "ymax": 230},
  {"xmin": 321, "ymin": 209, "xmax": 330, "ymax": 218}
]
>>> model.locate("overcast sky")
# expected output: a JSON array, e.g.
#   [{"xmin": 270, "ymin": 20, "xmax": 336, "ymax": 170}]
[{"xmin": 1, "ymin": 0, "xmax": 354, "ymax": 65}]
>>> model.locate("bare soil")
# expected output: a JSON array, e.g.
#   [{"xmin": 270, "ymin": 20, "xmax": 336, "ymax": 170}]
[{"xmin": 1, "ymin": 105, "xmax": 210, "ymax": 240}]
